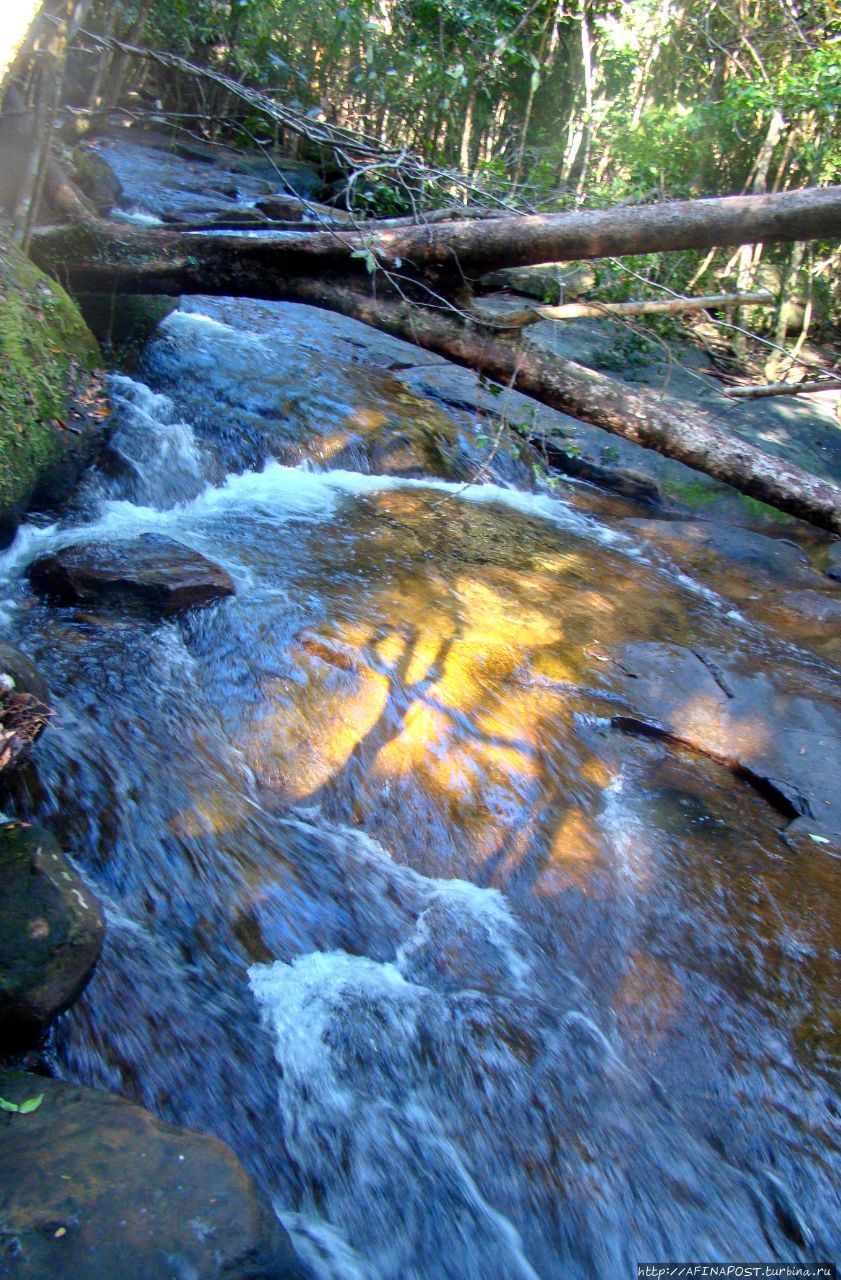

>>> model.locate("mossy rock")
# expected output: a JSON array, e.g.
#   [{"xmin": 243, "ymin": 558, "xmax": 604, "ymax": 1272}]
[{"xmin": 0, "ymin": 231, "xmax": 106, "ymax": 547}]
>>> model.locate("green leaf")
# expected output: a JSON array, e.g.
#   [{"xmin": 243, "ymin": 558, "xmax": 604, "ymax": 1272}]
[
  {"xmin": 0, "ymin": 1093, "xmax": 44, "ymax": 1113},
  {"xmin": 350, "ymin": 247, "xmax": 378, "ymax": 274},
  {"xmin": 808, "ymin": 833, "xmax": 830, "ymax": 845}
]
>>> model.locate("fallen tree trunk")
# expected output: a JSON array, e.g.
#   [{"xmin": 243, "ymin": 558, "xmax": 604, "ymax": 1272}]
[
  {"xmin": 471, "ymin": 290, "xmax": 775, "ymax": 329},
  {"xmin": 280, "ymin": 280, "xmax": 841, "ymax": 534},
  {"xmin": 29, "ymin": 208, "xmax": 841, "ymax": 533},
  {"xmin": 725, "ymin": 377, "xmax": 841, "ymax": 400},
  {"xmin": 32, "ymin": 183, "xmax": 841, "ymax": 288},
  {"xmin": 532, "ymin": 289, "xmax": 773, "ymax": 321}
]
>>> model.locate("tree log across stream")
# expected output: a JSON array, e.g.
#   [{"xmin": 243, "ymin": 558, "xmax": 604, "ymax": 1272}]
[{"xmin": 31, "ymin": 183, "xmax": 841, "ymax": 533}]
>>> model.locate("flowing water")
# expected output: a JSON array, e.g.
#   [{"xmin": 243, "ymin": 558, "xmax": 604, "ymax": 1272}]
[{"xmin": 1, "ymin": 293, "xmax": 839, "ymax": 1278}]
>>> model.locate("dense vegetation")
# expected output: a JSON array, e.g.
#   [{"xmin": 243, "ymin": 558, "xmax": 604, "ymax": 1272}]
[{"xmin": 73, "ymin": 0, "xmax": 840, "ymax": 339}]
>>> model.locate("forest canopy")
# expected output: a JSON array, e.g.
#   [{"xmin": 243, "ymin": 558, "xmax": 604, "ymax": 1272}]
[{"xmin": 62, "ymin": 0, "xmax": 840, "ymax": 332}]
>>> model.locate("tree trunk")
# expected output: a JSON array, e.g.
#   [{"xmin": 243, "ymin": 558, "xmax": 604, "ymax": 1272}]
[
  {"xmin": 30, "ymin": 216, "xmax": 841, "ymax": 533},
  {"xmin": 31, "ymin": 184, "xmax": 841, "ymax": 292},
  {"xmin": 9, "ymin": 0, "xmax": 93, "ymax": 251}
]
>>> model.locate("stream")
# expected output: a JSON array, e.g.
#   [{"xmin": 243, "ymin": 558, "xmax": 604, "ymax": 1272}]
[{"xmin": 1, "ymin": 144, "xmax": 840, "ymax": 1277}]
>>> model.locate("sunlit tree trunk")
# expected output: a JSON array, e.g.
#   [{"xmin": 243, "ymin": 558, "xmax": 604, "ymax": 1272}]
[
  {"xmin": 11, "ymin": 0, "xmax": 93, "ymax": 252},
  {"xmin": 459, "ymin": 86, "xmax": 476, "ymax": 176}
]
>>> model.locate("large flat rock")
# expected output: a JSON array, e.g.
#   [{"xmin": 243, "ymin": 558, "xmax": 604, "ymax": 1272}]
[
  {"xmin": 28, "ymin": 533, "xmax": 235, "ymax": 616},
  {"xmin": 608, "ymin": 643, "xmax": 841, "ymax": 835},
  {"xmin": 0, "ymin": 824, "xmax": 104, "ymax": 1047},
  {"xmin": 622, "ymin": 519, "xmax": 826, "ymax": 587},
  {"xmin": 0, "ymin": 1072, "xmax": 306, "ymax": 1280}
]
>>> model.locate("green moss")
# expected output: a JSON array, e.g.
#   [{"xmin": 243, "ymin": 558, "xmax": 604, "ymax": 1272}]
[
  {"xmin": 662, "ymin": 476, "xmax": 791, "ymax": 522},
  {"xmin": 731, "ymin": 493, "xmax": 791, "ymax": 523},
  {"xmin": 0, "ymin": 230, "xmax": 101, "ymax": 516},
  {"xmin": 661, "ymin": 477, "xmax": 719, "ymax": 507}
]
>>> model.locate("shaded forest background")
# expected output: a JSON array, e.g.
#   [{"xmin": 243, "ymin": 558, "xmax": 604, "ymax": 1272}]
[{"xmin": 65, "ymin": 0, "xmax": 840, "ymax": 351}]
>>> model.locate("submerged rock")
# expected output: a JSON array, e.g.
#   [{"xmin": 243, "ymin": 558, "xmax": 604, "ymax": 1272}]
[
  {"xmin": 623, "ymin": 519, "xmax": 822, "ymax": 588},
  {"xmin": 609, "ymin": 642, "xmax": 841, "ymax": 833},
  {"xmin": 0, "ymin": 824, "xmax": 104, "ymax": 1047},
  {"xmin": 0, "ymin": 1072, "xmax": 306, "ymax": 1280},
  {"xmin": 28, "ymin": 534, "xmax": 235, "ymax": 616}
]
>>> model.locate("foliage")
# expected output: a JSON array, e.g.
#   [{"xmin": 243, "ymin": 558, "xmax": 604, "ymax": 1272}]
[
  {"xmin": 76, "ymin": 0, "xmax": 841, "ymax": 333},
  {"xmin": 0, "ymin": 1094, "xmax": 44, "ymax": 1114}
]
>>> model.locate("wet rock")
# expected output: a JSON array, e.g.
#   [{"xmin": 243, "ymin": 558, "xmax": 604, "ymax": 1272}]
[
  {"xmin": 70, "ymin": 146, "xmax": 123, "ymax": 214},
  {"xmin": 783, "ymin": 817, "xmax": 841, "ymax": 856},
  {"xmin": 204, "ymin": 207, "xmax": 273, "ymax": 228},
  {"xmin": 623, "ymin": 520, "xmax": 824, "ymax": 589},
  {"xmin": 608, "ymin": 643, "xmax": 841, "ymax": 833},
  {"xmin": 778, "ymin": 590, "xmax": 841, "ymax": 626},
  {"xmin": 0, "ymin": 1072, "xmax": 306, "ymax": 1280},
  {"xmin": 0, "ymin": 643, "xmax": 49, "ymax": 708},
  {"xmin": 826, "ymin": 542, "xmax": 841, "ymax": 583},
  {"xmin": 0, "ymin": 824, "xmax": 104, "ymax": 1047},
  {"xmin": 477, "ymin": 263, "xmax": 596, "ymax": 304},
  {"xmin": 397, "ymin": 362, "xmax": 674, "ymax": 507},
  {"xmin": 28, "ymin": 534, "xmax": 235, "ymax": 616},
  {"xmin": 255, "ymin": 194, "xmax": 355, "ymax": 225}
]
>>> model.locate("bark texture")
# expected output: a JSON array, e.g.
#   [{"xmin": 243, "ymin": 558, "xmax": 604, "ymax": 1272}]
[{"xmin": 32, "ymin": 184, "xmax": 841, "ymax": 290}]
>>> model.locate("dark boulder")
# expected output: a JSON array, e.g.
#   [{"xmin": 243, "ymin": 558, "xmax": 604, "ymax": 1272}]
[
  {"xmin": 28, "ymin": 534, "xmax": 235, "ymax": 616},
  {"xmin": 0, "ymin": 824, "xmax": 104, "ymax": 1048},
  {"xmin": 70, "ymin": 146, "xmax": 124, "ymax": 215},
  {"xmin": 0, "ymin": 1072, "xmax": 307, "ymax": 1280},
  {"xmin": 607, "ymin": 642, "xmax": 841, "ymax": 833}
]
